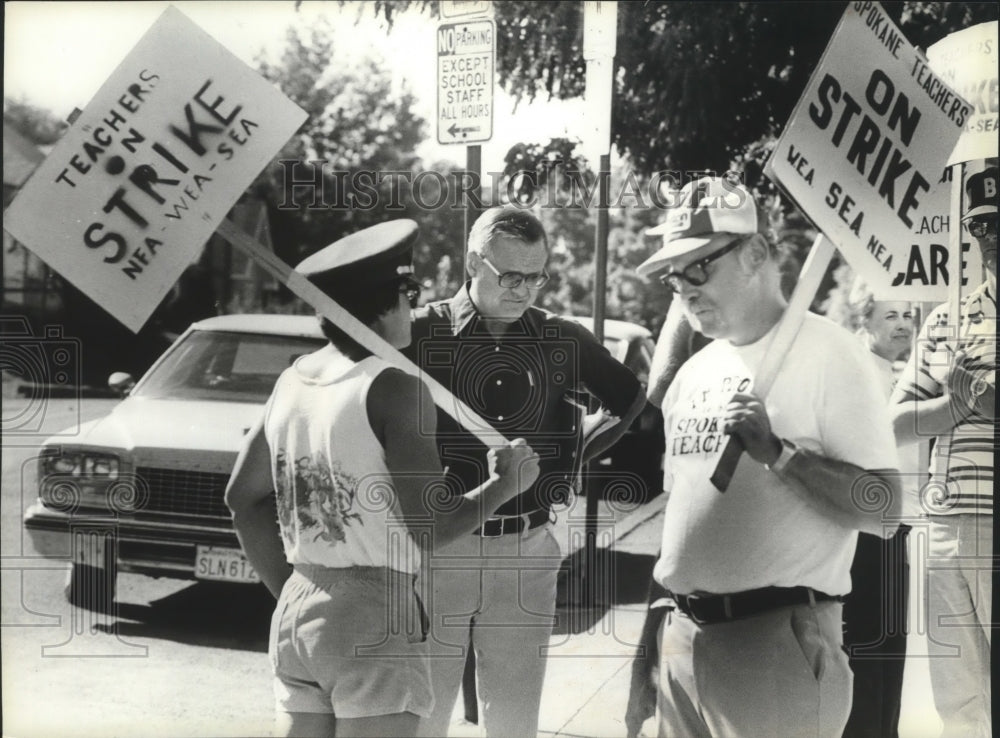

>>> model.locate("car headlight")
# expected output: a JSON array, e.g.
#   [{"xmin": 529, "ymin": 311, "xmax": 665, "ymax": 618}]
[
  {"xmin": 39, "ymin": 448, "xmax": 121, "ymax": 511},
  {"xmin": 40, "ymin": 448, "xmax": 120, "ymax": 479}
]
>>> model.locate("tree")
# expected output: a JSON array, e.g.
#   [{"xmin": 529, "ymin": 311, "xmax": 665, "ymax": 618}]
[
  {"xmin": 252, "ymin": 19, "xmax": 428, "ymax": 267},
  {"xmin": 372, "ymin": 1, "xmax": 998, "ymax": 176},
  {"xmin": 3, "ymin": 98, "xmax": 68, "ymax": 145},
  {"xmin": 346, "ymin": 2, "xmax": 998, "ymax": 332}
]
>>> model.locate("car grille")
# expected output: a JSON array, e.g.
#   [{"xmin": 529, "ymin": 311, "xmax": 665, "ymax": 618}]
[{"xmin": 136, "ymin": 467, "xmax": 231, "ymax": 519}]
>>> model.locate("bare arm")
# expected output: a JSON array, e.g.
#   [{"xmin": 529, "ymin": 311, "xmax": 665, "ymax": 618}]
[
  {"xmin": 726, "ymin": 392, "xmax": 901, "ymax": 538},
  {"xmin": 224, "ymin": 417, "xmax": 292, "ymax": 599},
  {"xmin": 890, "ymin": 353, "xmax": 989, "ymax": 445},
  {"xmin": 775, "ymin": 451, "xmax": 901, "ymax": 538},
  {"xmin": 368, "ymin": 369, "xmax": 539, "ymax": 549},
  {"xmin": 889, "ymin": 390, "xmax": 967, "ymax": 446}
]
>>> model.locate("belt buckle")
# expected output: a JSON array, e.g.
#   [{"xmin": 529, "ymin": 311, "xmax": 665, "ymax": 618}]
[{"xmin": 679, "ymin": 594, "xmax": 709, "ymax": 625}]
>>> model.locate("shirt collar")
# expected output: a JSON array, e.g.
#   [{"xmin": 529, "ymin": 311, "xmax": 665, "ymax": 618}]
[{"xmin": 447, "ymin": 282, "xmax": 543, "ymax": 337}]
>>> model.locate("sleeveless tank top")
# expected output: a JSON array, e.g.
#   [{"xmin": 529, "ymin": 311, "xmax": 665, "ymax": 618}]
[{"xmin": 263, "ymin": 354, "xmax": 420, "ymax": 574}]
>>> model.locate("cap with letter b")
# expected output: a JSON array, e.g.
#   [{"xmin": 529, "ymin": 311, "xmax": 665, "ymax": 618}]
[
  {"xmin": 962, "ymin": 164, "xmax": 998, "ymax": 222},
  {"xmin": 295, "ymin": 220, "xmax": 418, "ymax": 295}
]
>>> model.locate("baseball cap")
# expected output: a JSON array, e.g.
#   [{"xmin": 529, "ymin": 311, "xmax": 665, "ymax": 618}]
[
  {"xmin": 638, "ymin": 177, "xmax": 760, "ymax": 278},
  {"xmin": 962, "ymin": 165, "xmax": 998, "ymax": 222},
  {"xmin": 296, "ymin": 220, "xmax": 418, "ymax": 294}
]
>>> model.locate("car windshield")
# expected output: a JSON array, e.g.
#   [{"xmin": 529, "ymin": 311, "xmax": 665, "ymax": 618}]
[{"xmin": 132, "ymin": 330, "xmax": 326, "ymax": 402}]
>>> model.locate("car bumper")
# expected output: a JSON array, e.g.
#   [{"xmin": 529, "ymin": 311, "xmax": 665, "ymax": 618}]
[{"xmin": 23, "ymin": 502, "xmax": 243, "ymax": 580}]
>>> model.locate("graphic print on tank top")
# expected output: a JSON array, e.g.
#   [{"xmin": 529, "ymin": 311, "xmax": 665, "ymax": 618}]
[{"xmin": 274, "ymin": 449, "xmax": 363, "ymax": 546}]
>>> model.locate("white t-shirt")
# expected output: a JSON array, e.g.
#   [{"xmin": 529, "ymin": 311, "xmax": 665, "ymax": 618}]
[
  {"xmin": 263, "ymin": 354, "xmax": 421, "ymax": 574},
  {"xmin": 869, "ymin": 351, "xmax": 923, "ymax": 518},
  {"xmin": 654, "ymin": 312, "xmax": 899, "ymax": 597}
]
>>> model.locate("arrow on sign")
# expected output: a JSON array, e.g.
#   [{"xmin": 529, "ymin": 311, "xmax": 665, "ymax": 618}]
[{"xmin": 448, "ymin": 123, "xmax": 482, "ymax": 137}]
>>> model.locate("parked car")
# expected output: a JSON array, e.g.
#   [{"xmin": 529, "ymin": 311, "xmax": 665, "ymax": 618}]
[
  {"xmin": 24, "ymin": 315, "xmax": 327, "ymax": 607},
  {"xmin": 25, "ymin": 313, "xmax": 664, "ymax": 608},
  {"xmin": 562, "ymin": 316, "xmax": 666, "ymax": 502}
]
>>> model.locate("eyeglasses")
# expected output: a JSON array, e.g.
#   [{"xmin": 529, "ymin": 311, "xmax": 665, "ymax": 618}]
[
  {"xmin": 967, "ymin": 219, "xmax": 996, "ymax": 239},
  {"xmin": 479, "ymin": 255, "xmax": 550, "ymax": 289},
  {"xmin": 398, "ymin": 279, "xmax": 421, "ymax": 308},
  {"xmin": 657, "ymin": 237, "xmax": 745, "ymax": 293}
]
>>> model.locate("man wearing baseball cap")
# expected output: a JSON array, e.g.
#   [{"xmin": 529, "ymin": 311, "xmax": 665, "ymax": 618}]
[
  {"xmin": 635, "ymin": 177, "xmax": 902, "ymax": 737},
  {"xmin": 891, "ymin": 161, "xmax": 996, "ymax": 738}
]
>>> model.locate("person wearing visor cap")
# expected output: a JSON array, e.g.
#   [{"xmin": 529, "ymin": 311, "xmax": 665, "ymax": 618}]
[
  {"xmin": 630, "ymin": 176, "xmax": 902, "ymax": 738},
  {"xmin": 225, "ymin": 220, "xmax": 540, "ymax": 738},
  {"xmin": 891, "ymin": 161, "xmax": 996, "ymax": 738}
]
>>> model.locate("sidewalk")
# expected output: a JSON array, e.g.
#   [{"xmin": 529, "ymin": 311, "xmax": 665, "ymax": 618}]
[{"xmin": 442, "ymin": 491, "xmax": 943, "ymax": 738}]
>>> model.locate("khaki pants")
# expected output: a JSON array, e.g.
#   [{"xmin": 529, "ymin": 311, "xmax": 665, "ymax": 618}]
[
  {"xmin": 656, "ymin": 600, "xmax": 852, "ymax": 738},
  {"xmin": 416, "ymin": 523, "xmax": 561, "ymax": 738}
]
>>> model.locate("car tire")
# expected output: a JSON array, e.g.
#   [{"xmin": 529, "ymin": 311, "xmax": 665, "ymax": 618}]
[{"xmin": 65, "ymin": 560, "xmax": 116, "ymax": 613}]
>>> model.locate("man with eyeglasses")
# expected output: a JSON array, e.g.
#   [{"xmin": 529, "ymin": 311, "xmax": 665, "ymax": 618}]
[
  {"xmin": 632, "ymin": 176, "xmax": 902, "ymax": 738},
  {"xmin": 404, "ymin": 205, "xmax": 646, "ymax": 737},
  {"xmin": 890, "ymin": 162, "xmax": 996, "ymax": 738}
]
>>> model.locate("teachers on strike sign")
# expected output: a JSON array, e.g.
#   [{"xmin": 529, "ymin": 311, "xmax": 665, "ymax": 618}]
[
  {"xmin": 3, "ymin": 6, "xmax": 306, "ymax": 332},
  {"xmin": 766, "ymin": 1, "xmax": 973, "ymax": 301}
]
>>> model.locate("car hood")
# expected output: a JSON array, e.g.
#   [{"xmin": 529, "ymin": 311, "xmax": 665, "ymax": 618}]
[{"xmin": 52, "ymin": 397, "xmax": 264, "ymax": 470}]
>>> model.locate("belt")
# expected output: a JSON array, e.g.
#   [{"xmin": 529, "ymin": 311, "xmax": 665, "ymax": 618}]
[
  {"xmin": 668, "ymin": 586, "xmax": 839, "ymax": 625},
  {"xmin": 476, "ymin": 509, "xmax": 552, "ymax": 537}
]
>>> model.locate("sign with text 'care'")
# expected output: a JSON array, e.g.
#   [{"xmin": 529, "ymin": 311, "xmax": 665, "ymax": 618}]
[
  {"xmin": 767, "ymin": 1, "xmax": 975, "ymax": 301},
  {"xmin": 437, "ymin": 20, "xmax": 495, "ymax": 145},
  {"xmin": 3, "ymin": 6, "xmax": 306, "ymax": 332}
]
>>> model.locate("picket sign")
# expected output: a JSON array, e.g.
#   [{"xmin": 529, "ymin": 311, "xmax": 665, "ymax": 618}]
[
  {"xmin": 215, "ymin": 219, "xmax": 509, "ymax": 448},
  {"xmin": 0, "ymin": 4, "xmax": 508, "ymax": 451},
  {"xmin": 710, "ymin": 234, "xmax": 837, "ymax": 492}
]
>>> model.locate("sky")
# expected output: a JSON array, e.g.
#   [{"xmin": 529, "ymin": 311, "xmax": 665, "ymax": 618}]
[{"xmin": 3, "ymin": 0, "xmax": 588, "ymax": 168}]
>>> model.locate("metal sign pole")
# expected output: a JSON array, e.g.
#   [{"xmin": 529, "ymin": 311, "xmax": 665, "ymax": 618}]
[{"xmin": 582, "ymin": 0, "xmax": 617, "ymax": 610}]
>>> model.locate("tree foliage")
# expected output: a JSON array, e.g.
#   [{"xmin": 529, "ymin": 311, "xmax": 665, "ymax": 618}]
[
  {"xmin": 373, "ymin": 1, "xmax": 998, "ymax": 176},
  {"xmin": 252, "ymin": 19, "xmax": 428, "ymax": 266},
  {"xmin": 3, "ymin": 98, "xmax": 68, "ymax": 145}
]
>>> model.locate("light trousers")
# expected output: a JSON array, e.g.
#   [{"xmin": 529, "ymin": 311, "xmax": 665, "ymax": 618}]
[
  {"xmin": 656, "ymin": 600, "xmax": 853, "ymax": 738},
  {"xmin": 416, "ymin": 524, "xmax": 562, "ymax": 738},
  {"xmin": 924, "ymin": 513, "xmax": 992, "ymax": 738}
]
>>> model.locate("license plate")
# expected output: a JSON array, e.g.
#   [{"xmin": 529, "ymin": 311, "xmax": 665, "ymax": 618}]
[{"xmin": 195, "ymin": 546, "xmax": 260, "ymax": 583}]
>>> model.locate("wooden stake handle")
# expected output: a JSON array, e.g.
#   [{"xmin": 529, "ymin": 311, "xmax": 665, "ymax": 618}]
[
  {"xmin": 709, "ymin": 234, "xmax": 836, "ymax": 491},
  {"xmin": 216, "ymin": 219, "xmax": 510, "ymax": 447}
]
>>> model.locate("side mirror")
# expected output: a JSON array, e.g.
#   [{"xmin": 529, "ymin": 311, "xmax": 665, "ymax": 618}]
[{"xmin": 108, "ymin": 372, "xmax": 135, "ymax": 397}]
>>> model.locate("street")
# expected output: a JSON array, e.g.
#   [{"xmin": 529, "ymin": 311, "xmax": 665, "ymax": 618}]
[
  {"xmin": 1, "ymin": 387, "xmax": 278, "ymax": 737},
  {"xmin": 0, "ymin": 383, "xmax": 949, "ymax": 738}
]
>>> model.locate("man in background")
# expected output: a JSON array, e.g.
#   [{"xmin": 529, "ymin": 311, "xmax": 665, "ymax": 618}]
[{"xmin": 891, "ymin": 162, "xmax": 996, "ymax": 738}]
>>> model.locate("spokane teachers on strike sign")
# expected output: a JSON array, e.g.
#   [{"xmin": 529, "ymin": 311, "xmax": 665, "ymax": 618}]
[{"xmin": 767, "ymin": 1, "xmax": 973, "ymax": 302}]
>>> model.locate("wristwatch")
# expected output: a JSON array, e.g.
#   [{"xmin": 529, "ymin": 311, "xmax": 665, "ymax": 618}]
[{"xmin": 766, "ymin": 438, "xmax": 799, "ymax": 474}]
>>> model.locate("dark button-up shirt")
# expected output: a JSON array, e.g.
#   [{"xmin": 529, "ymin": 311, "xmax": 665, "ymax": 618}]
[{"xmin": 404, "ymin": 284, "xmax": 643, "ymax": 516}]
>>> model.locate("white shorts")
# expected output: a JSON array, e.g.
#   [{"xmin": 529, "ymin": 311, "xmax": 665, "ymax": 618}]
[{"xmin": 269, "ymin": 565, "xmax": 433, "ymax": 718}]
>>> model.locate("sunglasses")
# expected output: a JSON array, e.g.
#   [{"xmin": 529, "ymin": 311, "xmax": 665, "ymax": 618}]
[
  {"xmin": 398, "ymin": 279, "xmax": 421, "ymax": 308},
  {"xmin": 967, "ymin": 219, "xmax": 996, "ymax": 239},
  {"xmin": 480, "ymin": 255, "xmax": 550, "ymax": 289},
  {"xmin": 657, "ymin": 237, "xmax": 745, "ymax": 293}
]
